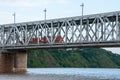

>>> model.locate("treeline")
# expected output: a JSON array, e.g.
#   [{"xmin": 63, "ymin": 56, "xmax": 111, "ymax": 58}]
[{"xmin": 27, "ymin": 48, "xmax": 120, "ymax": 68}]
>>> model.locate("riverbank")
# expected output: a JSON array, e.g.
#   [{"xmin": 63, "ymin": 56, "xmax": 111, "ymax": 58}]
[{"xmin": 28, "ymin": 48, "xmax": 120, "ymax": 68}]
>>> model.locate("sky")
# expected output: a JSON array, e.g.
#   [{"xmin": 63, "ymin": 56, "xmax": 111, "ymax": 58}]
[{"xmin": 0, "ymin": 0, "xmax": 120, "ymax": 54}]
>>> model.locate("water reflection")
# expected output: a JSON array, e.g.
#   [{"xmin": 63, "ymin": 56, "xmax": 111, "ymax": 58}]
[
  {"xmin": 27, "ymin": 68, "xmax": 120, "ymax": 79},
  {"xmin": 0, "ymin": 68, "xmax": 120, "ymax": 80}
]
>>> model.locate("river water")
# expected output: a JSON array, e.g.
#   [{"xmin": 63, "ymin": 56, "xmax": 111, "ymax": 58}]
[{"xmin": 0, "ymin": 68, "xmax": 120, "ymax": 80}]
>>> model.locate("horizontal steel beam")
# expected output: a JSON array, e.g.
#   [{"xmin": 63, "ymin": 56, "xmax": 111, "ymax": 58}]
[{"xmin": 1, "ymin": 42, "xmax": 120, "ymax": 50}]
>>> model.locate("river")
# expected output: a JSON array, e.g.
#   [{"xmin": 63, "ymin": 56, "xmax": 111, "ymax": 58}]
[{"xmin": 0, "ymin": 68, "xmax": 120, "ymax": 80}]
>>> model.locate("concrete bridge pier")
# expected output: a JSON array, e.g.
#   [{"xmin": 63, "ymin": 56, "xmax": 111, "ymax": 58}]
[
  {"xmin": 0, "ymin": 51, "xmax": 14, "ymax": 73},
  {"xmin": 0, "ymin": 50, "xmax": 27, "ymax": 73},
  {"xmin": 14, "ymin": 50, "xmax": 27, "ymax": 73}
]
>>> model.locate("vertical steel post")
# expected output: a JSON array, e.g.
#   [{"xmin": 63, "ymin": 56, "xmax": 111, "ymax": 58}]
[
  {"xmin": 80, "ymin": 3, "xmax": 84, "ymax": 42},
  {"xmin": 101, "ymin": 23, "xmax": 103, "ymax": 41},
  {"xmin": 25, "ymin": 25, "xmax": 27, "ymax": 44},
  {"xmin": 95, "ymin": 22, "xmax": 97, "ymax": 41},
  {"xmin": 65, "ymin": 21, "xmax": 67, "ymax": 43},
  {"xmin": 111, "ymin": 22, "xmax": 114, "ymax": 40},
  {"xmin": 51, "ymin": 22, "xmax": 53, "ymax": 43},
  {"xmin": 44, "ymin": 8, "xmax": 47, "ymax": 38},
  {"xmin": 80, "ymin": 3, "xmax": 84, "ymax": 17},
  {"xmin": 44, "ymin": 8, "xmax": 47, "ymax": 22},
  {"xmin": 2, "ymin": 26, "xmax": 4, "ymax": 45},
  {"xmin": 13, "ymin": 12, "xmax": 16, "ymax": 44},
  {"xmin": 116, "ymin": 13, "xmax": 119, "ymax": 40},
  {"xmin": 72, "ymin": 21, "xmax": 74, "ymax": 43},
  {"xmin": 38, "ymin": 25, "xmax": 40, "ymax": 44},
  {"xmin": 13, "ymin": 12, "xmax": 16, "ymax": 24}
]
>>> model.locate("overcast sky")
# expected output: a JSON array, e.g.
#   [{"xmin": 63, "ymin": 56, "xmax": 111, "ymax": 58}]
[{"xmin": 0, "ymin": 0, "xmax": 120, "ymax": 54}]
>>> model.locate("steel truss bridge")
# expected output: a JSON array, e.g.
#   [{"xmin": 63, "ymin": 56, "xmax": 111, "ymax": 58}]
[{"xmin": 1, "ymin": 11, "xmax": 120, "ymax": 49}]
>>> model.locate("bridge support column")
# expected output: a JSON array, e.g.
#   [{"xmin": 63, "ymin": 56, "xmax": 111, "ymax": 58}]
[
  {"xmin": 14, "ymin": 50, "xmax": 27, "ymax": 73},
  {"xmin": 0, "ymin": 51, "xmax": 14, "ymax": 73}
]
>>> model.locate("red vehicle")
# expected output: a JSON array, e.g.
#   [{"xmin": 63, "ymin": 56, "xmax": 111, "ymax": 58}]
[
  {"xmin": 40, "ymin": 36, "xmax": 62, "ymax": 43},
  {"xmin": 55, "ymin": 36, "xmax": 62, "ymax": 42},
  {"xmin": 23, "ymin": 36, "xmax": 62, "ymax": 43}
]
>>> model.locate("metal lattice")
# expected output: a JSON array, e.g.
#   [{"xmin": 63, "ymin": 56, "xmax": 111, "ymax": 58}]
[{"xmin": 0, "ymin": 11, "xmax": 120, "ymax": 49}]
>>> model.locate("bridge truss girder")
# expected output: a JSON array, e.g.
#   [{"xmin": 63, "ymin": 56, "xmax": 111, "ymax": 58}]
[{"xmin": 0, "ymin": 11, "xmax": 120, "ymax": 49}]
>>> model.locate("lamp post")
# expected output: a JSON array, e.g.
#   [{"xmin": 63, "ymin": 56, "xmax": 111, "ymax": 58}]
[
  {"xmin": 80, "ymin": 3, "xmax": 84, "ymax": 42},
  {"xmin": 13, "ymin": 12, "xmax": 16, "ymax": 24},
  {"xmin": 12, "ymin": 12, "xmax": 16, "ymax": 44},
  {"xmin": 43, "ymin": 8, "xmax": 47, "ymax": 37},
  {"xmin": 80, "ymin": 3, "xmax": 84, "ymax": 17},
  {"xmin": 43, "ymin": 8, "xmax": 47, "ymax": 22}
]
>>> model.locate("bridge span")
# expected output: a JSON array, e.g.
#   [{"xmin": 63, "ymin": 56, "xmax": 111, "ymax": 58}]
[
  {"xmin": 0, "ymin": 11, "xmax": 120, "ymax": 73},
  {"xmin": 0, "ymin": 11, "xmax": 120, "ymax": 49}
]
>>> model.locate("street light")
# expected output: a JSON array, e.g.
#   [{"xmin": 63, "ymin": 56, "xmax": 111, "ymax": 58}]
[
  {"xmin": 43, "ymin": 8, "xmax": 47, "ymax": 22},
  {"xmin": 43, "ymin": 8, "xmax": 47, "ymax": 37},
  {"xmin": 80, "ymin": 3, "xmax": 84, "ymax": 17},
  {"xmin": 80, "ymin": 3, "xmax": 84, "ymax": 42},
  {"xmin": 13, "ymin": 12, "xmax": 16, "ymax": 24},
  {"xmin": 12, "ymin": 12, "xmax": 16, "ymax": 44}
]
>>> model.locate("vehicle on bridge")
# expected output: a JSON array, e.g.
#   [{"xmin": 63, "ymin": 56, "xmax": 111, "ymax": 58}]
[
  {"xmin": 23, "ymin": 35, "xmax": 62, "ymax": 43},
  {"xmin": 40, "ymin": 35, "xmax": 62, "ymax": 43}
]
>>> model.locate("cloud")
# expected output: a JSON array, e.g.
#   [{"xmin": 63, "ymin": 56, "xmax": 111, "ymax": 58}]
[
  {"xmin": 0, "ymin": 12, "xmax": 13, "ymax": 24},
  {"xmin": 0, "ymin": 0, "xmax": 71, "ymax": 24},
  {"xmin": 0, "ymin": 0, "xmax": 36, "ymax": 7},
  {"xmin": 55, "ymin": 0, "xmax": 69, "ymax": 4},
  {"xmin": 0, "ymin": 0, "xmax": 69, "ymax": 7}
]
